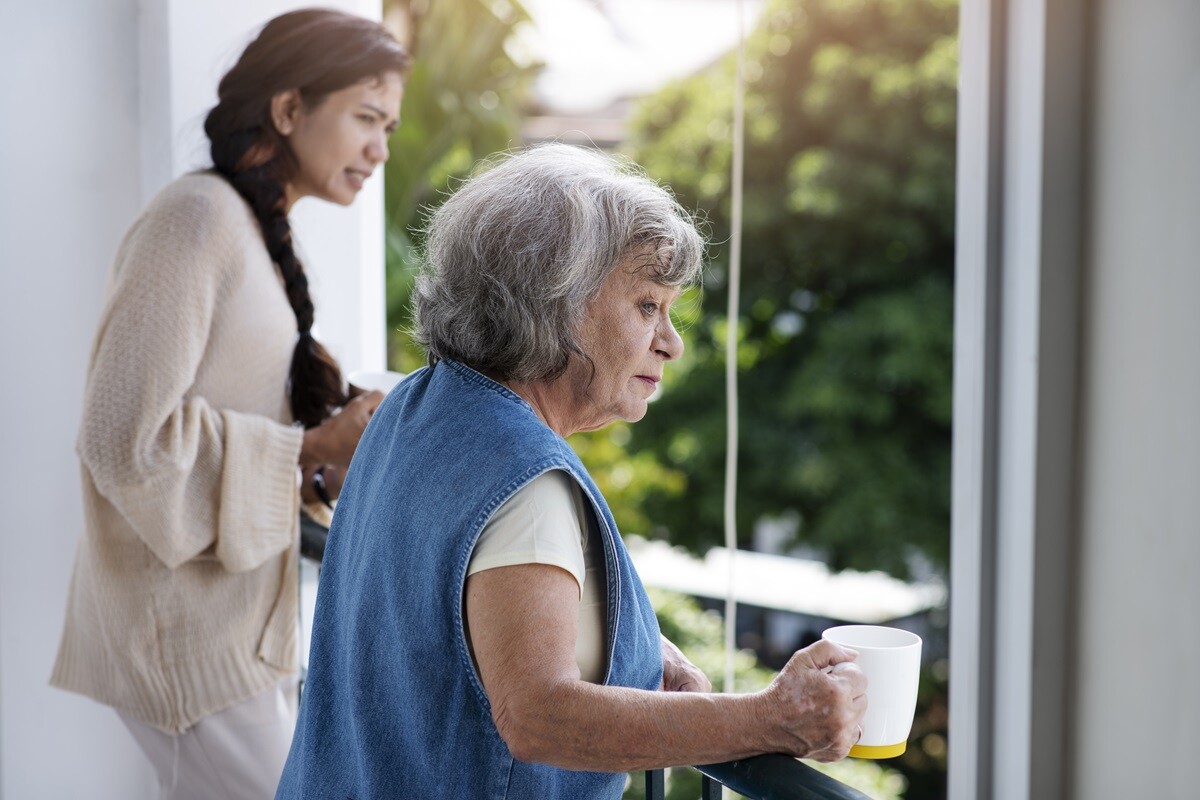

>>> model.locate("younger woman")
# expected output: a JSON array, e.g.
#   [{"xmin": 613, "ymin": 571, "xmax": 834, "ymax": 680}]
[{"xmin": 51, "ymin": 9, "xmax": 409, "ymax": 799}]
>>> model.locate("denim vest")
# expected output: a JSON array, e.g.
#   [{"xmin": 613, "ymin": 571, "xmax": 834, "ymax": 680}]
[{"xmin": 276, "ymin": 360, "xmax": 663, "ymax": 799}]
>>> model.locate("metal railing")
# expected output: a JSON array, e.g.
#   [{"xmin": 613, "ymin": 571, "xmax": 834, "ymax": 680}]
[{"xmin": 645, "ymin": 754, "xmax": 873, "ymax": 800}]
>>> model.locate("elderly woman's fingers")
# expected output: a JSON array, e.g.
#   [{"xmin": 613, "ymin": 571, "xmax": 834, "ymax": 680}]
[
  {"xmin": 796, "ymin": 638, "xmax": 859, "ymax": 672},
  {"xmin": 762, "ymin": 646, "xmax": 869, "ymax": 761},
  {"xmin": 659, "ymin": 635, "xmax": 712, "ymax": 693}
]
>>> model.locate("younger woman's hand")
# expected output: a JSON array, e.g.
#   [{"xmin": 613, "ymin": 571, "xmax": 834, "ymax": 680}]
[
  {"xmin": 300, "ymin": 390, "xmax": 384, "ymax": 467},
  {"xmin": 300, "ymin": 464, "xmax": 346, "ymax": 505}
]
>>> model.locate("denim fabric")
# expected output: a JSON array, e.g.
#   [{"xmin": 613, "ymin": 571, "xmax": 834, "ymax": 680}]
[{"xmin": 275, "ymin": 360, "xmax": 663, "ymax": 799}]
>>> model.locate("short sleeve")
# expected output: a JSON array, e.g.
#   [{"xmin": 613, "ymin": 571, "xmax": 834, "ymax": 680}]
[{"xmin": 467, "ymin": 470, "xmax": 587, "ymax": 598}]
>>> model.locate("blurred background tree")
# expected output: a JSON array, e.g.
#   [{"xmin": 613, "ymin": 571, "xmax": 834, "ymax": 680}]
[
  {"xmin": 622, "ymin": 0, "xmax": 957, "ymax": 579},
  {"xmin": 383, "ymin": 0, "xmax": 539, "ymax": 373}
]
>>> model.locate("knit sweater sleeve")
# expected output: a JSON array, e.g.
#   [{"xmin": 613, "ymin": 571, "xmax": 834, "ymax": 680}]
[{"xmin": 77, "ymin": 181, "xmax": 303, "ymax": 572}]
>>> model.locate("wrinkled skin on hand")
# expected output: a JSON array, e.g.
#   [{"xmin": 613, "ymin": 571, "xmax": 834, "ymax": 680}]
[
  {"xmin": 764, "ymin": 639, "xmax": 867, "ymax": 762},
  {"xmin": 660, "ymin": 635, "xmax": 712, "ymax": 693}
]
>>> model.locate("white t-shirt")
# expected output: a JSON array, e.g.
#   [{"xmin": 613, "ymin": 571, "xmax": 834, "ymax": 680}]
[{"xmin": 466, "ymin": 470, "xmax": 608, "ymax": 683}]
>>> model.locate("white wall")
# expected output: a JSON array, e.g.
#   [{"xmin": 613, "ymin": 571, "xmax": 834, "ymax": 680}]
[
  {"xmin": 0, "ymin": 0, "xmax": 155, "ymax": 796},
  {"xmin": 1072, "ymin": 1, "xmax": 1200, "ymax": 796},
  {"xmin": 0, "ymin": 0, "xmax": 384, "ymax": 797}
]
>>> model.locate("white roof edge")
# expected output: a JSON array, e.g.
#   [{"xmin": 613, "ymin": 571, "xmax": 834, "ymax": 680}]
[{"xmin": 626, "ymin": 536, "xmax": 948, "ymax": 624}]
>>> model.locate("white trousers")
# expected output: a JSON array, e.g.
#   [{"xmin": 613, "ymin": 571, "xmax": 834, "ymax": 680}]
[{"xmin": 118, "ymin": 678, "xmax": 298, "ymax": 800}]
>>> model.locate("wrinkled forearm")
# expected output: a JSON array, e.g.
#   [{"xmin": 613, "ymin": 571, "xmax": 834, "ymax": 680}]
[{"xmin": 492, "ymin": 679, "xmax": 779, "ymax": 772}]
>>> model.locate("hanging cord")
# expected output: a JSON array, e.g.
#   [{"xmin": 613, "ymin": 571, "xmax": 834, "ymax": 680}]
[{"xmin": 723, "ymin": 0, "xmax": 746, "ymax": 697}]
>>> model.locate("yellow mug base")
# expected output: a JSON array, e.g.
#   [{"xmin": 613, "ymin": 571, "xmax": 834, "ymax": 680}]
[{"xmin": 849, "ymin": 741, "xmax": 907, "ymax": 759}]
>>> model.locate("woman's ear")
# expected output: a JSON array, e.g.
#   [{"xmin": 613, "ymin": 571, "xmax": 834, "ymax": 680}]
[{"xmin": 270, "ymin": 89, "xmax": 302, "ymax": 136}]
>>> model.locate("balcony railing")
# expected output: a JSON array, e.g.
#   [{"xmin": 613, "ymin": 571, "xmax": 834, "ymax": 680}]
[{"xmin": 645, "ymin": 754, "xmax": 873, "ymax": 800}]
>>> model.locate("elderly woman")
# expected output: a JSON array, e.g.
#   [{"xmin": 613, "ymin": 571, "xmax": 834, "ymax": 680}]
[{"xmin": 275, "ymin": 144, "xmax": 866, "ymax": 799}]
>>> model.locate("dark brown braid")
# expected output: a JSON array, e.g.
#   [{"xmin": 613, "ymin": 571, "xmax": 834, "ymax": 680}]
[{"xmin": 202, "ymin": 8, "xmax": 409, "ymax": 428}]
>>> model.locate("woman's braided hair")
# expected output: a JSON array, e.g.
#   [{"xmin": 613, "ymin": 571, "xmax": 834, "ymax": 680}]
[{"xmin": 203, "ymin": 8, "xmax": 409, "ymax": 427}]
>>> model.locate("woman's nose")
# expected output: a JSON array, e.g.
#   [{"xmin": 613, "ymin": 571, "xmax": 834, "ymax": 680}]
[
  {"xmin": 655, "ymin": 317, "xmax": 684, "ymax": 361},
  {"xmin": 367, "ymin": 131, "xmax": 389, "ymax": 164}
]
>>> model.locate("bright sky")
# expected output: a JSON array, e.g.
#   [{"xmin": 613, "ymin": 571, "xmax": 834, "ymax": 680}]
[{"xmin": 519, "ymin": 0, "xmax": 766, "ymax": 113}]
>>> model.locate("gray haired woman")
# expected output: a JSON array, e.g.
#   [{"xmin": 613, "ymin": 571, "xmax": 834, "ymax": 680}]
[{"xmin": 276, "ymin": 144, "xmax": 867, "ymax": 799}]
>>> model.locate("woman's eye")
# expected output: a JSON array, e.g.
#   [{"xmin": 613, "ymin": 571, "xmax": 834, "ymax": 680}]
[
  {"xmin": 357, "ymin": 114, "xmax": 376, "ymax": 125},
  {"xmin": 640, "ymin": 302, "xmax": 659, "ymax": 316}
]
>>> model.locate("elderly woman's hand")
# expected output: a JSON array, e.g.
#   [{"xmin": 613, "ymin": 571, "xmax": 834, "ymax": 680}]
[
  {"xmin": 762, "ymin": 639, "xmax": 867, "ymax": 762},
  {"xmin": 660, "ymin": 635, "xmax": 711, "ymax": 693}
]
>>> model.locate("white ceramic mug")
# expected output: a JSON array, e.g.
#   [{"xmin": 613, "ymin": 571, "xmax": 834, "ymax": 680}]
[{"xmin": 822, "ymin": 624, "xmax": 922, "ymax": 759}]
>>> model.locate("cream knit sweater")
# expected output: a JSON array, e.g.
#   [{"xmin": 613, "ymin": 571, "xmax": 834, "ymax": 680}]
[{"xmin": 51, "ymin": 172, "xmax": 306, "ymax": 733}]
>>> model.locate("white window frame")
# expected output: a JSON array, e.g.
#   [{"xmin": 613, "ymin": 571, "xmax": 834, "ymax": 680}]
[{"xmin": 950, "ymin": 0, "xmax": 1086, "ymax": 797}]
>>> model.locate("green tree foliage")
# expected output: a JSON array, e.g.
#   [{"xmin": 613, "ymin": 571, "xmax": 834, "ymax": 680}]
[
  {"xmin": 622, "ymin": 0, "xmax": 958, "ymax": 578},
  {"xmin": 568, "ymin": 427, "xmax": 688, "ymax": 537},
  {"xmin": 383, "ymin": 0, "xmax": 539, "ymax": 373}
]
